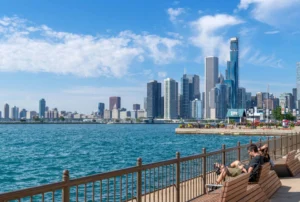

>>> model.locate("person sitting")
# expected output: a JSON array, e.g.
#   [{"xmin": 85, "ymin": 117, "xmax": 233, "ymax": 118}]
[
  {"xmin": 258, "ymin": 144, "xmax": 270, "ymax": 162},
  {"xmin": 215, "ymin": 144, "xmax": 264, "ymax": 184}
]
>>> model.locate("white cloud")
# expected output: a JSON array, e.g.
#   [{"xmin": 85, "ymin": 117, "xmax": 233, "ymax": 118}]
[
  {"xmin": 264, "ymin": 30, "xmax": 280, "ymax": 34},
  {"xmin": 237, "ymin": 0, "xmax": 300, "ymax": 27},
  {"xmin": 0, "ymin": 16, "xmax": 181, "ymax": 78},
  {"xmin": 247, "ymin": 51, "xmax": 283, "ymax": 68},
  {"xmin": 167, "ymin": 8, "xmax": 185, "ymax": 23},
  {"xmin": 166, "ymin": 32, "xmax": 183, "ymax": 39},
  {"xmin": 158, "ymin": 71, "xmax": 167, "ymax": 78},
  {"xmin": 189, "ymin": 14, "xmax": 243, "ymax": 64}
]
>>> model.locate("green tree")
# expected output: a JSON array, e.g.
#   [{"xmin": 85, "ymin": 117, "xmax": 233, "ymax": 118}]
[
  {"xmin": 59, "ymin": 116, "xmax": 65, "ymax": 121},
  {"xmin": 272, "ymin": 107, "xmax": 283, "ymax": 121}
]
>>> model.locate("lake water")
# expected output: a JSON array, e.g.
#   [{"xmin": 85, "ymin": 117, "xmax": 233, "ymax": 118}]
[{"xmin": 0, "ymin": 124, "xmax": 265, "ymax": 193}]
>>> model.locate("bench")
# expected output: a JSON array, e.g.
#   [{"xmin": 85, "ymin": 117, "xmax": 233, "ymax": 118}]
[
  {"xmin": 190, "ymin": 173, "xmax": 250, "ymax": 202},
  {"xmin": 273, "ymin": 150, "xmax": 300, "ymax": 177}
]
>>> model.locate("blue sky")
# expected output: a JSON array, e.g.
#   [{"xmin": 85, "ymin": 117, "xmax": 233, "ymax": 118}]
[{"xmin": 0, "ymin": 0, "xmax": 299, "ymax": 113}]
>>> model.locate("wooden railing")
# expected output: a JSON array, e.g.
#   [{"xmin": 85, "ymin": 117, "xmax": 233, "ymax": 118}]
[{"xmin": 0, "ymin": 133, "xmax": 299, "ymax": 202}]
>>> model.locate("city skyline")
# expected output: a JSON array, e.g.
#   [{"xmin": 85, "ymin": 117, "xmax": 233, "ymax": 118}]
[{"xmin": 0, "ymin": 0, "xmax": 299, "ymax": 113}]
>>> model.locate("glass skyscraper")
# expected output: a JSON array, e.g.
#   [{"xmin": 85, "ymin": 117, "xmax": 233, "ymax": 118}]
[
  {"xmin": 297, "ymin": 62, "xmax": 300, "ymax": 108},
  {"xmin": 147, "ymin": 80, "xmax": 162, "ymax": 118},
  {"xmin": 180, "ymin": 75, "xmax": 190, "ymax": 118},
  {"xmin": 226, "ymin": 37, "xmax": 239, "ymax": 109},
  {"xmin": 39, "ymin": 99, "xmax": 46, "ymax": 118},
  {"xmin": 98, "ymin": 103, "xmax": 105, "ymax": 118}
]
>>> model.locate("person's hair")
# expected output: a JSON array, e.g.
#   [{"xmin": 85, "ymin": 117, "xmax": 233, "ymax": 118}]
[{"xmin": 247, "ymin": 144, "xmax": 258, "ymax": 152}]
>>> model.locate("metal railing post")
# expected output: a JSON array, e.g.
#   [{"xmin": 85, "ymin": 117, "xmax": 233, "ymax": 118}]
[
  {"xmin": 237, "ymin": 142, "xmax": 241, "ymax": 161},
  {"xmin": 297, "ymin": 132, "xmax": 299, "ymax": 151},
  {"xmin": 136, "ymin": 158, "xmax": 142, "ymax": 202},
  {"xmin": 62, "ymin": 170, "xmax": 70, "ymax": 202},
  {"xmin": 202, "ymin": 148, "xmax": 206, "ymax": 194},
  {"xmin": 222, "ymin": 144, "xmax": 226, "ymax": 166},
  {"xmin": 280, "ymin": 135, "xmax": 283, "ymax": 157},
  {"xmin": 176, "ymin": 152, "xmax": 180, "ymax": 202},
  {"xmin": 273, "ymin": 136, "xmax": 276, "ymax": 160}
]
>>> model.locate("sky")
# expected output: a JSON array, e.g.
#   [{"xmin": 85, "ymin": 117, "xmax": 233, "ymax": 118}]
[{"xmin": 0, "ymin": 0, "xmax": 299, "ymax": 114}]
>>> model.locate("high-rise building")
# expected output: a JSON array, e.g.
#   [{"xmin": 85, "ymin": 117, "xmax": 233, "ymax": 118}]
[
  {"xmin": 133, "ymin": 104, "xmax": 140, "ymax": 111},
  {"xmin": 144, "ymin": 97, "xmax": 147, "ymax": 111},
  {"xmin": 104, "ymin": 109, "xmax": 112, "ymax": 120},
  {"xmin": 0, "ymin": 111, "xmax": 2, "ymax": 119},
  {"xmin": 256, "ymin": 92, "xmax": 263, "ymax": 108},
  {"xmin": 292, "ymin": 88, "xmax": 297, "ymax": 109},
  {"xmin": 216, "ymin": 81, "xmax": 228, "ymax": 119},
  {"xmin": 161, "ymin": 96, "xmax": 164, "ymax": 118},
  {"xmin": 39, "ymin": 98, "xmax": 46, "ymax": 118},
  {"xmin": 11, "ymin": 106, "xmax": 19, "ymax": 120},
  {"xmin": 190, "ymin": 99, "xmax": 202, "ymax": 120},
  {"xmin": 109, "ymin": 97, "xmax": 121, "ymax": 110},
  {"xmin": 164, "ymin": 78, "xmax": 178, "ymax": 120},
  {"xmin": 181, "ymin": 75, "xmax": 190, "ymax": 118},
  {"xmin": 209, "ymin": 88, "xmax": 217, "ymax": 119},
  {"xmin": 246, "ymin": 92, "xmax": 252, "ymax": 110},
  {"xmin": 279, "ymin": 93, "xmax": 293, "ymax": 111},
  {"xmin": 187, "ymin": 75, "xmax": 200, "ymax": 101},
  {"xmin": 205, "ymin": 56, "xmax": 218, "ymax": 118},
  {"xmin": 146, "ymin": 80, "xmax": 162, "ymax": 118},
  {"xmin": 297, "ymin": 62, "xmax": 300, "ymax": 106},
  {"xmin": 225, "ymin": 37, "xmax": 239, "ymax": 109},
  {"xmin": 4, "ymin": 104, "xmax": 9, "ymax": 119},
  {"xmin": 238, "ymin": 87, "xmax": 246, "ymax": 109},
  {"xmin": 98, "ymin": 103, "xmax": 105, "ymax": 118}
]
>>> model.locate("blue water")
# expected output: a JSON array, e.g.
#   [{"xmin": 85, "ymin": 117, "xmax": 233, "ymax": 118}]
[{"xmin": 0, "ymin": 124, "xmax": 265, "ymax": 193}]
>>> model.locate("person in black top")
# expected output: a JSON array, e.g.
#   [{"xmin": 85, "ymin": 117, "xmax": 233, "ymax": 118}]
[{"xmin": 215, "ymin": 144, "xmax": 264, "ymax": 183}]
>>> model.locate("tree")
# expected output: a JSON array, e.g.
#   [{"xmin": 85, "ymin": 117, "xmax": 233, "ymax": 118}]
[
  {"xmin": 272, "ymin": 107, "xmax": 283, "ymax": 121},
  {"xmin": 59, "ymin": 116, "xmax": 65, "ymax": 121}
]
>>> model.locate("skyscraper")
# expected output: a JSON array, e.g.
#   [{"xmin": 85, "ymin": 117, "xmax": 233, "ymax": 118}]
[
  {"xmin": 11, "ymin": 106, "xmax": 19, "ymax": 120},
  {"xmin": 226, "ymin": 37, "xmax": 239, "ymax": 109},
  {"xmin": 39, "ymin": 98, "xmax": 46, "ymax": 118},
  {"xmin": 256, "ymin": 92, "xmax": 263, "ymax": 108},
  {"xmin": 164, "ymin": 78, "xmax": 178, "ymax": 120},
  {"xmin": 20, "ymin": 109, "xmax": 27, "ymax": 119},
  {"xmin": 297, "ymin": 62, "xmax": 300, "ymax": 106},
  {"xmin": 215, "ymin": 81, "xmax": 228, "ymax": 119},
  {"xmin": 205, "ymin": 56, "xmax": 218, "ymax": 118},
  {"xmin": 98, "ymin": 103, "xmax": 105, "ymax": 118},
  {"xmin": 146, "ymin": 80, "xmax": 162, "ymax": 118},
  {"xmin": 109, "ymin": 97, "xmax": 121, "ymax": 110},
  {"xmin": 292, "ymin": 88, "xmax": 297, "ymax": 109},
  {"xmin": 187, "ymin": 75, "xmax": 200, "ymax": 101},
  {"xmin": 4, "ymin": 104, "xmax": 9, "ymax": 119},
  {"xmin": 238, "ymin": 87, "xmax": 246, "ymax": 109},
  {"xmin": 246, "ymin": 92, "xmax": 252, "ymax": 110},
  {"xmin": 181, "ymin": 75, "xmax": 190, "ymax": 118},
  {"xmin": 190, "ymin": 99, "xmax": 202, "ymax": 120}
]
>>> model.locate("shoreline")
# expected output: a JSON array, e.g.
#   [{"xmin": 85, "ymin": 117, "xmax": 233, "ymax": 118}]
[{"xmin": 175, "ymin": 127, "xmax": 300, "ymax": 136}]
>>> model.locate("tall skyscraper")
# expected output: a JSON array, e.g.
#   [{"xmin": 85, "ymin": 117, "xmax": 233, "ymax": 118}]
[
  {"xmin": 187, "ymin": 75, "xmax": 200, "ymax": 101},
  {"xmin": 164, "ymin": 78, "xmax": 178, "ymax": 120},
  {"xmin": 39, "ymin": 98, "xmax": 46, "ymax": 118},
  {"xmin": 238, "ymin": 87, "xmax": 246, "ymax": 109},
  {"xmin": 4, "ymin": 104, "xmax": 9, "ymax": 119},
  {"xmin": 98, "ymin": 103, "xmax": 105, "ymax": 118},
  {"xmin": 205, "ymin": 56, "xmax": 218, "ymax": 118},
  {"xmin": 297, "ymin": 62, "xmax": 300, "ymax": 106},
  {"xmin": 146, "ymin": 80, "xmax": 162, "ymax": 118},
  {"xmin": 215, "ymin": 81, "xmax": 228, "ymax": 119},
  {"xmin": 133, "ymin": 104, "xmax": 140, "ymax": 111},
  {"xmin": 109, "ymin": 97, "xmax": 121, "ymax": 110},
  {"xmin": 11, "ymin": 106, "xmax": 19, "ymax": 120},
  {"xmin": 292, "ymin": 88, "xmax": 297, "ymax": 109},
  {"xmin": 226, "ymin": 37, "xmax": 239, "ymax": 109},
  {"xmin": 256, "ymin": 92, "xmax": 263, "ymax": 108},
  {"xmin": 190, "ymin": 99, "xmax": 202, "ymax": 120},
  {"xmin": 181, "ymin": 75, "xmax": 190, "ymax": 118}
]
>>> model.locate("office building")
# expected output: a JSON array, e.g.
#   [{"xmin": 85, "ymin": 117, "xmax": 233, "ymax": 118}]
[
  {"xmin": 0, "ymin": 111, "xmax": 2, "ymax": 119},
  {"xmin": 190, "ymin": 99, "xmax": 202, "ymax": 119},
  {"xmin": 109, "ymin": 97, "xmax": 121, "ymax": 110},
  {"xmin": 256, "ymin": 92, "xmax": 263, "ymax": 108},
  {"xmin": 180, "ymin": 75, "xmax": 190, "ymax": 118},
  {"xmin": 292, "ymin": 88, "xmax": 297, "ymax": 109},
  {"xmin": 137, "ymin": 110, "xmax": 146, "ymax": 118},
  {"xmin": 147, "ymin": 80, "xmax": 162, "ymax": 118},
  {"xmin": 120, "ymin": 111, "xmax": 131, "ymax": 119},
  {"xmin": 164, "ymin": 78, "xmax": 178, "ymax": 120},
  {"xmin": 39, "ymin": 99, "xmax": 46, "ymax": 118},
  {"xmin": 187, "ymin": 75, "xmax": 200, "ymax": 101},
  {"xmin": 144, "ymin": 97, "xmax": 147, "ymax": 111},
  {"xmin": 26, "ymin": 111, "xmax": 37, "ymax": 119},
  {"xmin": 209, "ymin": 88, "xmax": 217, "ymax": 119},
  {"xmin": 11, "ymin": 106, "xmax": 19, "ymax": 120},
  {"xmin": 4, "ymin": 104, "xmax": 9, "ymax": 119},
  {"xmin": 205, "ymin": 57, "xmax": 218, "ymax": 118},
  {"xmin": 161, "ymin": 96, "xmax": 164, "ymax": 118},
  {"xmin": 104, "ymin": 110, "xmax": 112, "ymax": 120},
  {"xmin": 297, "ymin": 62, "xmax": 300, "ymax": 106},
  {"xmin": 226, "ymin": 37, "xmax": 239, "ymax": 109},
  {"xmin": 238, "ymin": 87, "xmax": 246, "ymax": 109},
  {"xmin": 130, "ymin": 111, "xmax": 137, "ymax": 119},
  {"xmin": 112, "ymin": 108, "xmax": 120, "ymax": 119},
  {"xmin": 216, "ymin": 81, "xmax": 228, "ymax": 119},
  {"xmin": 133, "ymin": 104, "xmax": 140, "ymax": 111},
  {"xmin": 98, "ymin": 103, "xmax": 105, "ymax": 118},
  {"xmin": 246, "ymin": 92, "xmax": 252, "ymax": 110},
  {"xmin": 279, "ymin": 93, "xmax": 293, "ymax": 111}
]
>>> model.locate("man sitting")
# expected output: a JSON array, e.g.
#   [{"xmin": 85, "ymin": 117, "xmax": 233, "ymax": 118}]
[{"xmin": 215, "ymin": 144, "xmax": 264, "ymax": 184}]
